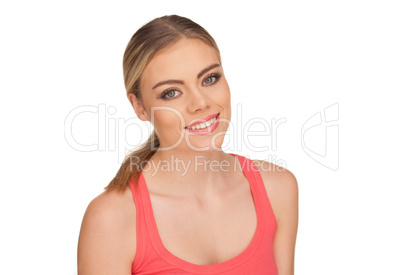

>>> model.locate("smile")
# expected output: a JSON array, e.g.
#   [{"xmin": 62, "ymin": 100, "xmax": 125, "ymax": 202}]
[{"xmin": 184, "ymin": 113, "xmax": 220, "ymax": 135}]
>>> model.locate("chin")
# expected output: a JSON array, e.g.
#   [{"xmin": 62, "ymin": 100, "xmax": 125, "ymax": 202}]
[{"xmin": 187, "ymin": 135, "xmax": 226, "ymax": 152}]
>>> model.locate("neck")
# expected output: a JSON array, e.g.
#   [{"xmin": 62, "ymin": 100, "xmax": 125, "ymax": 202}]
[
  {"xmin": 143, "ymin": 149, "xmax": 238, "ymax": 192},
  {"xmin": 151, "ymin": 149, "xmax": 231, "ymax": 175}
]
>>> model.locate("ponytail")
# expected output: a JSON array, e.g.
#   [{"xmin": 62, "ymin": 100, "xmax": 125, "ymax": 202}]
[{"xmin": 104, "ymin": 130, "xmax": 159, "ymax": 191}]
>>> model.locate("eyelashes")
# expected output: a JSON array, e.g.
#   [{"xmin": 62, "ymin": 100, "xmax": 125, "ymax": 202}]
[
  {"xmin": 203, "ymin": 73, "xmax": 222, "ymax": 85},
  {"xmin": 160, "ymin": 73, "xmax": 222, "ymax": 100},
  {"xmin": 160, "ymin": 89, "xmax": 180, "ymax": 100}
]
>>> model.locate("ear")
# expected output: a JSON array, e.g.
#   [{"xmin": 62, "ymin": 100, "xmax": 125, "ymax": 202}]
[{"xmin": 128, "ymin": 93, "xmax": 150, "ymax": 122}]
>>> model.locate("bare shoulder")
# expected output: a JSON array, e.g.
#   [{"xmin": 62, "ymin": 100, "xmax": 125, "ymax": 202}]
[
  {"xmin": 77, "ymin": 187, "xmax": 136, "ymax": 274},
  {"xmin": 251, "ymin": 159, "xmax": 298, "ymax": 225}
]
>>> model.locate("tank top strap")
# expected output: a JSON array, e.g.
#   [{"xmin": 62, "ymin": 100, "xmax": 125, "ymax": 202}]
[
  {"xmin": 128, "ymin": 175, "xmax": 149, "ymax": 273},
  {"xmin": 230, "ymin": 153, "xmax": 277, "ymax": 231}
]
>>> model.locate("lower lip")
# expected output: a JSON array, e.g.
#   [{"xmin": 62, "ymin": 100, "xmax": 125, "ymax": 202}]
[{"xmin": 185, "ymin": 113, "xmax": 220, "ymax": 135}]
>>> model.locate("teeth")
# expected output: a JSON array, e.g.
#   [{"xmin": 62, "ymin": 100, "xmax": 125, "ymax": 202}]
[{"xmin": 187, "ymin": 117, "xmax": 217, "ymax": 130}]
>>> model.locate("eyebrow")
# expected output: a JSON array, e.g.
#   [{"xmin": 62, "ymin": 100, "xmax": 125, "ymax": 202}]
[{"xmin": 152, "ymin": 63, "xmax": 220, "ymax": 90}]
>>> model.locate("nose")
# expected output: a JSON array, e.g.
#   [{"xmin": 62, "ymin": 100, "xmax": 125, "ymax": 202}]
[{"xmin": 187, "ymin": 87, "xmax": 211, "ymax": 113}]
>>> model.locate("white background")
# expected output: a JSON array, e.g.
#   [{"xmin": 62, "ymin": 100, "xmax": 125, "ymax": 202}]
[{"xmin": 1, "ymin": 0, "xmax": 401, "ymax": 274}]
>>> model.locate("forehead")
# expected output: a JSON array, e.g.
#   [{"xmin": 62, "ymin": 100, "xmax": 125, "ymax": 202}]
[{"xmin": 141, "ymin": 38, "xmax": 220, "ymax": 89}]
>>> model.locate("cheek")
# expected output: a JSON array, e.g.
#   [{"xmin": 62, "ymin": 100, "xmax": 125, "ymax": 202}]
[
  {"xmin": 215, "ymin": 82, "xmax": 231, "ymax": 109},
  {"xmin": 152, "ymin": 109, "xmax": 185, "ymax": 129},
  {"xmin": 214, "ymin": 82, "xmax": 231, "ymax": 126},
  {"xmin": 142, "ymin": 96, "xmax": 185, "ymax": 129}
]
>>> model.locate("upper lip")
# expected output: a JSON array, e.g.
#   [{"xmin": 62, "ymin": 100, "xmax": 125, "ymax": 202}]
[{"xmin": 185, "ymin": 112, "xmax": 220, "ymax": 128}]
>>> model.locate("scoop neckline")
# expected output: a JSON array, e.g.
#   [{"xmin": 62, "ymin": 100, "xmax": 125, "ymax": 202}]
[{"xmin": 138, "ymin": 153, "xmax": 265, "ymax": 273}]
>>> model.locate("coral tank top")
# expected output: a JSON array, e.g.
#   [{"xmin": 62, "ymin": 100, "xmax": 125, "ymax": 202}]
[{"xmin": 128, "ymin": 153, "xmax": 278, "ymax": 274}]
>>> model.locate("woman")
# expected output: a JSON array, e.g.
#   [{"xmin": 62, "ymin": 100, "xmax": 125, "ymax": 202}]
[{"xmin": 77, "ymin": 15, "xmax": 298, "ymax": 275}]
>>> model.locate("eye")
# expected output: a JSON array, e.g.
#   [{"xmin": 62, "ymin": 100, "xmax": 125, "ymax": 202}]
[
  {"xmin": 203, "ymin": 73, "xmax": 222, "ymax": 86},
  {"xmin": 161, "ymin": 89, "xmax": 180, "ymax": 100}
]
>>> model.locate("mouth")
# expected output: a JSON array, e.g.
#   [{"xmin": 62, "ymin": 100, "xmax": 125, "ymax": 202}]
[{"xmin": 184, "ymin": 113, "xmax": 220, "ymax": 133}]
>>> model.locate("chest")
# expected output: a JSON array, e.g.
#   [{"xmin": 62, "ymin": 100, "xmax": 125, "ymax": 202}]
[{"xmin": 148, "ymin": 184, "xmax": 257, "ymax": 265}]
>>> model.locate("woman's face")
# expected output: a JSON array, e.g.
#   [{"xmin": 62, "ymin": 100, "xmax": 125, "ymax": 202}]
[{"xmin": 129, "ymin": 38, "xmax": 231, "ymax": 152}]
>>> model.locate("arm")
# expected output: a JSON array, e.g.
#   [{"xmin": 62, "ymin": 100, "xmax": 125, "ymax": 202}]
[
  {"xmin": 77, "ymin": 189, "xmax": 136, "ymax": 275},
  {"xmin": 253, "ymin": 161, "xmax": 299, "ymax": 275}
]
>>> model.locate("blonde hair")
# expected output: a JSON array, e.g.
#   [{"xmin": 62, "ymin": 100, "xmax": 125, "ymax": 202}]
[{"xmin": 105, "ymin": 15, "xmax": 221, "ymax": 191}]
